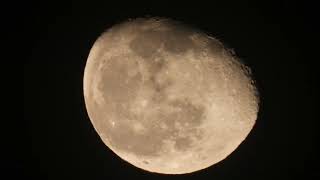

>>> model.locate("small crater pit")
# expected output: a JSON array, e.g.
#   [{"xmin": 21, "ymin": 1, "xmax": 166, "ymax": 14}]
[{"xmin": 143, "ymin": 160, "xmax": 149, "ymax": 164}]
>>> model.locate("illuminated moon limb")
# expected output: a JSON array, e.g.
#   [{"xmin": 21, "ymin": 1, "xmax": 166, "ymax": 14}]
[{"xmin": 83, "ymin": 18, "xmax": 259, "ymax": 174}]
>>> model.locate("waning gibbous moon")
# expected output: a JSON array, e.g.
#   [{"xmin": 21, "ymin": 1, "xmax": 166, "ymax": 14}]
[{"xmin": 83, "ymin": 18, "xmax": 260, "ymax": 174}]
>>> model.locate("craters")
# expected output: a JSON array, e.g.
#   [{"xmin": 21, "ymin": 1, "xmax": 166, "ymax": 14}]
[
  {"xmin": 129, "ymin": 30, "xmax": 165, "ymax": 59},
  {"xmin": 152, "ymin": 76, "xmax": 172, "ymax": 94},
  {"xmin": 162, "ymin": 29, "xmax": 195, "ymax": 54},
  {"xmin": 207, "ymin": 37, "xmax": 226, "ymax": 58},
  {"xmin": 127, "ymin": 62, "xmax": 140, "ymax": 78},
  {"xmin": 107, "ymin": 121, "xmax": 164, "ymax": 157},
  {"xmin": 168, "ymin": 98, "xmax": 206, "ymax": 127},
  {"xmin": 143, "ymin": 160, "xmax": 149, "ymax": 164},
  {"xmin": 153, "ymin": 98, "xmax": 206, "ymax": 152},
  {"xmin": 110, "ymin": 120, "xmax": 116, "ymax": 127},
  {"xmin": 174, "ymin": 137, "xmax": 192, "ymax": 151},
  {"xmin": 132, "ymin": 122, "xmax": 147, "ymax": 134},
  {"xmin": 98, "ymin": 55, "xmax": 142, "ymax": 103},
  {"xmin": 130, "ymin": 98, "xmax": 149, "ymax": 115},
  {"xmin": 159, "ymin": 122, "xmax": 168, "ymax": 129},
  {"xmin": 129, "ymin": 23, "xmax": 196, "ymax": 59},
  {"xmin": 148, "ymin": 57, "xmax": 166, "ymax": 74}
]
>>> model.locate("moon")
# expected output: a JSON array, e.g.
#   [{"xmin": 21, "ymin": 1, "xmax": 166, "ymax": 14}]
[{"xmin": 83, "ymin": 18, "xmax": 259, "ymax": 174}]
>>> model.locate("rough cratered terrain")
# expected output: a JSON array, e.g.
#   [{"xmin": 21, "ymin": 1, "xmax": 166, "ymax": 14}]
[{"xmin": 83, "ymin": 18, "xmax": 259, "ymax": 174}]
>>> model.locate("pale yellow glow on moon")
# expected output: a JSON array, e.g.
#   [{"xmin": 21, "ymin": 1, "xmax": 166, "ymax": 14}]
[{"xmin": 83, "ymin": 18, "xmax": 259, "ymax": 174}]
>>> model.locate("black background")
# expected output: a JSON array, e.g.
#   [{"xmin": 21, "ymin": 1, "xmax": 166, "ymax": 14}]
[{"xmin": 23, "ymin": 0, "xmax": 318, "ymax": 179}]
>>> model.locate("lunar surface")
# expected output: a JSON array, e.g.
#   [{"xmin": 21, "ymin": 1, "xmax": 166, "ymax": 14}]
[{"xmin": 83, "ymin": 18, "xmax": 259, "ymax": 174}]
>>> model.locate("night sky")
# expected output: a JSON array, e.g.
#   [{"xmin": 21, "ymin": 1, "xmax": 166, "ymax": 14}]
[{"xmin": 24, "ymin": 1, "xmax": 318, "ymax": 179}]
